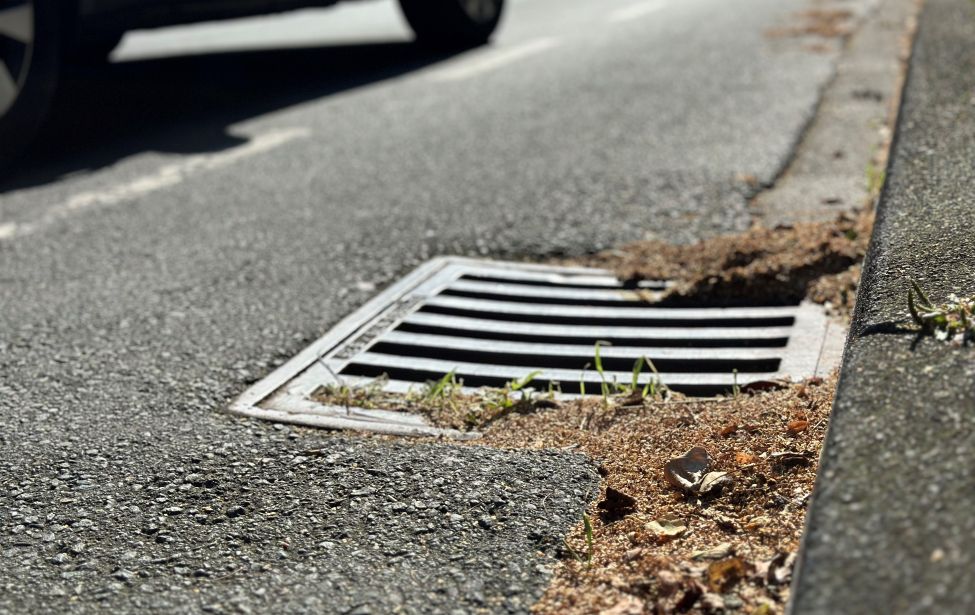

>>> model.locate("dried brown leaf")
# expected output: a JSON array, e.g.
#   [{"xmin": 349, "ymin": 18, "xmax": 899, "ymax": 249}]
[{"xmin": 707, "ymin": 556, "xmax": 749, "ymax": 592}]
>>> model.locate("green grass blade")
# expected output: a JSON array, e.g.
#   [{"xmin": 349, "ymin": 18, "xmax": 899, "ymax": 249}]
[
  {"xmin": 631, "ymin": 356, "xmax": 645, "ymax": 391},
  {"xmin": 427, "ymin": 370, "xmax": 456, "ymax": 400},
  {"xmin": 510, "ymin": 370, "xmax": 542, "ymax": 392},
  {"xmin": 910, "ymin": 279, "xmax": 933, "ymax": 308},
  {"xmin": 593, "ymin": 342, "xmax": 606, "ymax": 376},
  {"xmin": 582, "ymin": 513, "xmax": 594, "ymax": 564},
  {"xmin": 908, "ymin": 289, "xmax": 925, "ymax": 326}
]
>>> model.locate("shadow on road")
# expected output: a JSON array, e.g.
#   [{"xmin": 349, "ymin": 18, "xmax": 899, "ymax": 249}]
[{"xmin": 1, "ymin": 41, "xmax": 463, "ymax": 192}]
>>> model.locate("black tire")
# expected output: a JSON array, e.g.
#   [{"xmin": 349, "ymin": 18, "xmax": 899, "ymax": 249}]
[
  {"xmin": 398, "ymin": 0, "xmax": 504, "ymax": 48},
  {"xmin": 0, "ymin": 0, "xmax": 60, "ymax": 167}
]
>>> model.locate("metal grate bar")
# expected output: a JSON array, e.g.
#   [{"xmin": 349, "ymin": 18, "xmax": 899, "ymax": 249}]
[
  {"xmin": 400, "ymin": 312, "xmax": 792, "ymax": 345},
  {"xmin": 446, "ymin": 279, "xmax": 664, "ymax": 303},
  {"xmin": 423, "ymin": 295, "xmax": 798, "ymax": 325},
  {"xmin": 379, "ymin": 330, "xmax": 784, "ymax": 363},
  {"xmin": 458, "ymin": 271, "xmax": 669, "ymax": 290},
  {"xmin": 342, "ymin": 352, "xmax": 774, "ymax": 388}
]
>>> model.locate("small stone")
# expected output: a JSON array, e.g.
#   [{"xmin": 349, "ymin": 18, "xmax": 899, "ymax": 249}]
[
  {"xmin": 745, "ymin": 515, "xmax": 771, "ymax": 531},
  {"xmin": 646, "ymin": 516, "xmax": 687, "ymax": 541},
  {"xmin": 692, "ymin": 543, "xmax": 734, "ymax": 560},
  {"xmin": 113, "ymin": 569, "xmax": 136, "ymax": 582},
  {"xmin": 700, "ymin": 592, "xmax": 725, "ymax": 610}
]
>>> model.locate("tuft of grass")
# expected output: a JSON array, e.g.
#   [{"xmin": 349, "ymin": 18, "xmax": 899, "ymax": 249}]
[
  {"xmin": 510, "ymin": 370, "xmax": 542, "ymax": 393},
  {"xmin": 313, "ymin": 352, "xmax": 676, "ymax": 432},
  {"xmin": 643, "ymin": 356, "xmax": 665, "ymax": 399},
  {"xmin": 424, "ymin": 370, "xmax": 461, "ymax": 401},
  {"xmin": 316, "ymin": 375, "xmax": 389, "ymax": 408},
  {"xmin": 590, "ymin": 345, "xmax": 668, "ymax": 403},
  {"xmin": 483, "ymin": 370, "xmax": 543, "ymax": 414},
  {"xmin": 908, "ymin": 279, "xmax": 975, "ymax": 344}
]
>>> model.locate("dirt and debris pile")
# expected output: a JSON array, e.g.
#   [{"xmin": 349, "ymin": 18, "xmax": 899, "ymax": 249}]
[
  {"xmin": 576, "ymin": 211, "xmax": 871, "ymax": 315},
  {"xmin": 473, "ymin": 377, "xmax": 835, "ymax": 615}
]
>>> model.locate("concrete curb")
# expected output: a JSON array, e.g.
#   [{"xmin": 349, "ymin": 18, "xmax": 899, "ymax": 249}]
[{"xmin": 790, "ymin": 0, "xmax": 975, "ymax": 612}]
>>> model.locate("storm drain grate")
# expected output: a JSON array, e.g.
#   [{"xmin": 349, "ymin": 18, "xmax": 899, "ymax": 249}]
[{"xmin": 230, "ymin": 257, "xmax": 844, "ymax": 438}]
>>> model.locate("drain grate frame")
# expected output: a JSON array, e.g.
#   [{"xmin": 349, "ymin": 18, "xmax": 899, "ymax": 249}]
[{"xmin": 230, "ymin": 257, "xmax": 844, "ymax": 438}]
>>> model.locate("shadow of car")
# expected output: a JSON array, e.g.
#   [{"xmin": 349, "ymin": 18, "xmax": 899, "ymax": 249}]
[
  {"xmin": 0, "ymin": 0, "xmax": 504, "ymax": 166},
  {"xmin": 1, "ymin": 40, "xmax": 467, "ymax": 192}
]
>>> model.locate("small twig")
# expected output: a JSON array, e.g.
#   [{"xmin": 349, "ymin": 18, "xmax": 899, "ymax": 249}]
[
  {"xmin": 813, "ymin": 320, "xmax": 830, "ymax": 377},
  {"xmin": 644, "ymin": 398, "xmax": 734, "ymax": 406}
]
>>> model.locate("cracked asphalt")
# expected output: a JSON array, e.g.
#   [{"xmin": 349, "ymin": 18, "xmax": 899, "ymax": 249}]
[{"xmin": 0, "ymin": 0, "xmax": 877, "ymax": 612}]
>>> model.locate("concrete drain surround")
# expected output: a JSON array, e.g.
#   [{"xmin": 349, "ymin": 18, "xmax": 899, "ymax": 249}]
[{"xmin": 231, "ymin": 258, "xmax": 843, "ymax": 438}]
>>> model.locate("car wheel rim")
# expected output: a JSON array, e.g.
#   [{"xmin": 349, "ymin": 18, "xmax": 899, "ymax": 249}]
[
  {"xmin": 0, "ymin": 0, "xmax": 34, "ymax": 116},
  {"xmin": 458, "ymin": 0, "xmax": 499, "ymax": 24}
]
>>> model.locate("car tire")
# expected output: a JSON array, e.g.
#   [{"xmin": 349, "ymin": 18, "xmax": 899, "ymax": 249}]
[
  {"xmin": 0, "ymin": 0, "xmax": 60, "ymax": 167},
  {"xmin": 398, "ymin": 0, "xmax": 504, "ymax": 48}
]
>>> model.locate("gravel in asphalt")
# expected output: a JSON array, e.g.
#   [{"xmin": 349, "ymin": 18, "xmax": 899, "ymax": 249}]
[{"xmin": 1, "ymin": 431, "xmax": 598, "ymax": 614}]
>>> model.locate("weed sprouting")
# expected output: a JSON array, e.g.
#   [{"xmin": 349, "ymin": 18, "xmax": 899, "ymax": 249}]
[
  {"xmin": 642, "ymin": 356, "xmax": 665, "ymax": 399},
  {"xmin": 908, "ymin": 279, "xmax": 975, "ymax": 344},
  {"xmin": 579, "ymin": 362, "xmax": 590, "ymax": 397},
  {"xmin": 594, "ymin": 341, "xmax": 611, "ymax": 403},
  {"xmin": 563, "ymin": 513, "xmax": 595, "ymax": 567},
  {"xmin": 630, "ymin": 356, "xmax": 645, "ymax": 391},
  {"xmin": 424, "ymin": 370, "xmax": 460, "ymax": 401},
  {"xmin": 582, "ymin": 513, "xmax": 595, "ymax": 565},
  {"xmin": 483, "ymin": 370, "xmax": 543, "ymax": 414},
  {"xmin": 313, "ymin": 349, "xmax": 675, "ymax": 433},
  {"xmin": 316, "ymin": 375, "xmax": 389, "ymax": 408},
  {"xmin": 511, "ymin": 370, "xmax": 542, "ymax": 394},
  {"xmin": 590, "ymin": 344, "xmax": 668, "ymax": 403}
]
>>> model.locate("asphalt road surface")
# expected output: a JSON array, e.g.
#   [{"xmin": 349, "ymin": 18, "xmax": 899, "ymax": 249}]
[{"xmin": 0, "ymin": 0, "xmax": 872, "ymax": 612}]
